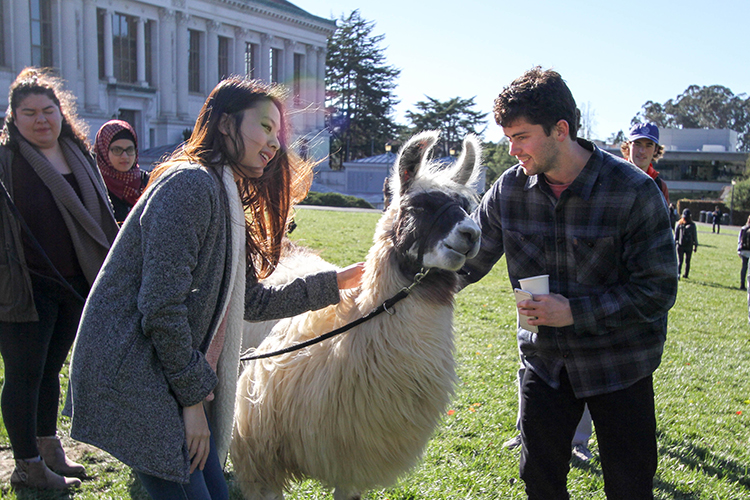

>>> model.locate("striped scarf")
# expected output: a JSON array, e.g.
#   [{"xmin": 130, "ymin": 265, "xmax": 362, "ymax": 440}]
[{"xmin": 94, "ymin": 120, "xmax": 143, "ymax": 206}]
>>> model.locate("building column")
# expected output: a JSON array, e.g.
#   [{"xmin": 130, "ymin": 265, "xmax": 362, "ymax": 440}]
[
  {"xmin": 283, "ymin": 38, "xmax": 295, "ymax": 88},
  {"xmin": 234, "ymin": 27, "xmax": 248, "ymax": 76},
  {"xmin": 158, "ymin": 8, "xmax": 176, "ymax": 117},
  {"xmin": 305, "ymin": 44, "xmax": 318, "ymax": 131},
  {"xmin": 12, "ymin": 0, "xmax": 32, "ymax": 70},
  {"xmin": 259, "ymin": 34, "xmax": 272, "ymax": 83},
  {"xmin": 102, "ymin": 9, "xmax": 115, "ymax": 83},
  {"xmin": 316, "ymin": 46, "xmax": 327, "ymax": 129},
  {"xmin": 60, "ymin": 0, "xmax": 77, "ymax": 81},
  {"xmin": 136, "ymin": 17, "xmax": 147, "ymax": 87},
  {"xmin": 175, "ymin": 12, "xmax": 189, "ymax": 118},
  {"xmin": 82, "ymin": 0, "xmax": 100, "ymax": 111},
  {"xmin": 206, "ymin": 21, "xmax": 219, "ymax": 90}
]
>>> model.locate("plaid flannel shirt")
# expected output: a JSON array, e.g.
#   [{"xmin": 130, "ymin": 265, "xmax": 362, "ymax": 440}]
[{"xmin": 461, "ymin": 140, "xmax": 678, "ymax": 398}]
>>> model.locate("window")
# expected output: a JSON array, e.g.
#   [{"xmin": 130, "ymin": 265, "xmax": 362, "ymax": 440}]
[
  {"xmin": 30, "ymin": 0, "xmax": 53, "ymax": 68},
  {"xmin": 218, "ymin": 36, "xmax": 229, "ymax": 81},
  {"xmin": 113, "ymin": 13, "xmax": 137, "ymax": 83},
  {"xmin": 293, "ymin": 53, "xmax": 303, "ymax": 106},
  {"xmin": 188, "ymin": 29, "xmax": 201, "ymax": 92},
  {"xmin": 145, "ymin": 21, "xmax": 153, "ymax": 85},
  {"xmin": 270, "ymin": 48, "xmax": 281, "ymax": 83},
  {"xmin": 245, "ymin": 42, "xmax": 256, "ymax": 79},
  {"xmin": 97, "ymin": 9, "xmax": 105, "ymax": 79}
]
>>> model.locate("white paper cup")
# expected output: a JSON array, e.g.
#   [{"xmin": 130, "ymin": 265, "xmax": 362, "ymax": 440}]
[{"xmin": 518, "ymin": 274, "xmax": 549, "ymax": 295}]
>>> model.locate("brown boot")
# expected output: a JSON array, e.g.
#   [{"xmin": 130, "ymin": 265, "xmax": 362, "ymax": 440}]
[
  {"xmin": 37, "ymin": 436, "xmax": 87, "ymax": 478},
  {"xmin": 10, "ymin": 458, "xmax": 82, "ymax": 490}
]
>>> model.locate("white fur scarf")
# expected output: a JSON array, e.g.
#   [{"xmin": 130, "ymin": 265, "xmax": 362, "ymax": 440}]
[{"xmin": 205, "ymin": 165, "xmax": 247, "ymax": 465}]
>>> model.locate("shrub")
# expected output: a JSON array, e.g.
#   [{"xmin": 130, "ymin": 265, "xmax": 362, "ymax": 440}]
[{"xmin": 301, "ymin": 191, "xmax": 374, "ymax": 209}]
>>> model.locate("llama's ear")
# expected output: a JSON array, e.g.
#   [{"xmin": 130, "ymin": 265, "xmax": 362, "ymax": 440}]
[
  {"xmin": 450, "ymin": 134, "xmax": 482, "ymax": 186},
  {"xmin": 394, "ymin": 131, "xmax": 439, "ymax": 196}
]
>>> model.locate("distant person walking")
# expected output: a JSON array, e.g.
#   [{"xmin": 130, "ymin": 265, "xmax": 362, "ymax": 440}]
[
  {"xmin": 675, "ymin": 209, "xmax": 698, "ymax": 279},
  {"xmin": 712, "ymin": 206, "xmax": 722, "ymax": 233},
  {"xmin": 737, "ymin": 216, "xmax": 750, "ymax": 290}
]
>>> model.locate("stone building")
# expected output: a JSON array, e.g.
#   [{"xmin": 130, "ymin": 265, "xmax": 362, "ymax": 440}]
[{"xmin": 0, "ymin": 0, "xmax": 334, "ymax": 158}]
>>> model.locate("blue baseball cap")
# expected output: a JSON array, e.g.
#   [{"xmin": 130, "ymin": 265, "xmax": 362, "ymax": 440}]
[{"xmin": 628, "ymin": 123, "xmax": 659, "ymax": 144}]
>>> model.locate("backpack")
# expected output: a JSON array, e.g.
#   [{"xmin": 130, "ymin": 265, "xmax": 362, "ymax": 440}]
[
  {"xmin": 742, "ymin": 227, "xmax": 750, "ymax": 251},
  {"xmin": 678, "ymin": 223, "xmax": 694, "ymax": 247}
]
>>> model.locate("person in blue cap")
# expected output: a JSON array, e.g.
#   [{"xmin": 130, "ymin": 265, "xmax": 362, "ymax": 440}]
[{"xmin": 621, "ymin": 123, "xmax": 669, "ymax": 203}]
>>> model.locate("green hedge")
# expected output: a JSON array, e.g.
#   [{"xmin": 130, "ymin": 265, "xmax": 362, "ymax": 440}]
[{"xmin": 301, "ymin": 191, "xmax": 374, "ymax": 209}]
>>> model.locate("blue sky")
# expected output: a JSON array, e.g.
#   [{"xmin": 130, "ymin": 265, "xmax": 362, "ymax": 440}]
[{"xmin": 293, "ymin": 0, "xmax": 749, "ymax": 144}]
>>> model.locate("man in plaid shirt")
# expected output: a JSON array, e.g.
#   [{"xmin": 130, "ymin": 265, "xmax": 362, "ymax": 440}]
[{"xmin": 461, "ymin": 67, "xmax": 678, "ymax": 499}]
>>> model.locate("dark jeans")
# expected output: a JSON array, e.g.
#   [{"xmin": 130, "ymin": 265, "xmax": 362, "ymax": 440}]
[
  {"xmin": 519, "ymin": 368, "xmax": 657, "ymax": 500},
  {"xmin": 741, "ymin": 256, "xmax": 748, "ymax": 288},
  {"xmin": 677, "ymin": 246, "xmax": 693, "ymax": 278},
  {"xmin": 135, "ymin": 417, "xmax": 229, "ymax": 500},
  {"xmin": 0, "ymin": 274, "xmax": 88, "ymax": 459}
]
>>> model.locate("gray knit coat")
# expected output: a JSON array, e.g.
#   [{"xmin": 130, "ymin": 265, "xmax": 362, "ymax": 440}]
[{"xmin": 68, "ymin": 164, "xmax": 339, "ymax": 483}]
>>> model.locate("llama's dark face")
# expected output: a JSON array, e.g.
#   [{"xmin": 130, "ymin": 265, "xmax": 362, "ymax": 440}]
[
  {"xmin": 393, "ymin": 189, "xmax": 480, "ymax": 273},
  {"xmin": 387, "ymin": 131, "xmax": 483, "ymax": 276}
]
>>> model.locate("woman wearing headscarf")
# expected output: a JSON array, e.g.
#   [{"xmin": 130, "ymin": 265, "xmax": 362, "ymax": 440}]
[
  {"xmin": 0, "ymin": 67, "xmax": 118, "ymax": 490},
  {"xmin": 94, "ymin": 119, "xmax": 149, "ymax": 223}
]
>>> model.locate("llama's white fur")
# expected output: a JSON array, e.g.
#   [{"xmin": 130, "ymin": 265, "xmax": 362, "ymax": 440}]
[{"xmin": 233, "ymin": 131, "xmax": 482, "ymax": 500}]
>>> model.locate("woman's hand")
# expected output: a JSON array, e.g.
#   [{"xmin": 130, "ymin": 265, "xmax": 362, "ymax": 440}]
[
  {"xmin": 337, "ymin": 262, "xmax": 365, "ymax": 289},
  {"xmin": 183, "ymin": 402, "xmax": 211, "ymax": 473}
]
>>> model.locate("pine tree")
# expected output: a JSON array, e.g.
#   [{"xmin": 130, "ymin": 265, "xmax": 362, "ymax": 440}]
[
  {"xmin": 326, "ymin": 10, "xmax": 400, "ymax": 168},
  {"xmin": 405, "ymin": 96, "xmax": 487, "ymax": 157}
]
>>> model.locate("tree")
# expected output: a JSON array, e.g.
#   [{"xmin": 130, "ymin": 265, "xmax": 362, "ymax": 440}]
[
  {"xmin": 326, "ymin": 10, "xmax": 400, "ymax": 168},
  {"xmin": 633, "ymin": 85, "xmax": 750, "ymax": 151},
  {"xmin": 482, "ymin": 139, "xmax": 517, "ymax": 188},
  {"xmin": 405, "ymin": 96, "xmax": 487, "ymax": 157},
  {"xmin": 606, "ymin": 130, "xmax": 626, "ymax": 146},
  {"xmin": 731, "ymin": 177, "xmax": 750, "ymax": 211},
  {"xmin": 578, "ymin": 101, "xmax": 597, "ymax": 140}
]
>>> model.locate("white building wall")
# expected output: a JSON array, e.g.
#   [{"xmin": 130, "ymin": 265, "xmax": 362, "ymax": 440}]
[{"xmin": 0, "ymin": 0, "xmax": 334, "ymax": 159}]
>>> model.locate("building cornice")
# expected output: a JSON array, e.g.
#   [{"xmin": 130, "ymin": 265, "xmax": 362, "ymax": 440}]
[{"xmin": 211, "ymin": 0, "xmax": 336, "ymax": 35}]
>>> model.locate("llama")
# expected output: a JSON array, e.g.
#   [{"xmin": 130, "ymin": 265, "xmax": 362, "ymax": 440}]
[{"xmin": 233, "ymin": 131, "xmax": 483, "ymax": 500}]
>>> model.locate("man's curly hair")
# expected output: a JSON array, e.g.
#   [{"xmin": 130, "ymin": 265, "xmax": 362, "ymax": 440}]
[{"xmin": 493, "ymin": 66, "xmax": 580, "ymax": 140}]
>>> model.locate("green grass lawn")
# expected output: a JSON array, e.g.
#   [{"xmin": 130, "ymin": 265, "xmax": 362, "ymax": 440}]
[{"xmin": 1, "ymin": 208, "xmax": 749, "ymax": 499}]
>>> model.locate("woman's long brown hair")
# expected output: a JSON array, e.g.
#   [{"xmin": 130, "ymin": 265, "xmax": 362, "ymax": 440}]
[{"xmin": 150, "ymin": 77, "xmax": 313, "ymax": 279}]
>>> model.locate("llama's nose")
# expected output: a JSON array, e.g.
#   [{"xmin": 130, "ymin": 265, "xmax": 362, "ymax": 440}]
[{"xmin": 459, "ymin": 221, "xmax": 481, "ymax": 246}]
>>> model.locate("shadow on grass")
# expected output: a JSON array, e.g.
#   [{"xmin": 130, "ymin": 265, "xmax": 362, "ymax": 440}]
[
  {"xmin": 653, "ymin": 477, "xmax": 702, "ymax": 500},
  {"xmin": 656, "ymin": 430, "xmax": 750, "ymax": 495},
  {"xmin": 683, "ymin": 278, "xmax": 739, "ymax": 291}
]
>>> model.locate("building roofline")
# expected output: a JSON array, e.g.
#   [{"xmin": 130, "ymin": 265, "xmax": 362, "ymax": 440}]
[
  {"xmin": 604, "ymin": 147, "xmax": 748, "ymax": 163},
  {"xmin": 214, "ymin": 0, "xmax": 336, "ymax": 34}
]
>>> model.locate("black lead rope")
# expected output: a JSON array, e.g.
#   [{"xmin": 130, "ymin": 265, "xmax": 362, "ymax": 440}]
[{"xmin": 240, "ymin": 269, "xmax": 430, "ymax": 362}]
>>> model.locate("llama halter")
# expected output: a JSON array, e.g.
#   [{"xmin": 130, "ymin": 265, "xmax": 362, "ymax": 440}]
[
  {"xmin": 240, "ymin": 198, "xmax": 461, "ymax": 362},
  {"xmin": 239, "ymin": 267, "xmax": 430, "ymax": 362}
]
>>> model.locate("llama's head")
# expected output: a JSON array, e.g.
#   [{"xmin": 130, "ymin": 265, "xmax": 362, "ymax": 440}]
[{"xmin": 385, "ymin": 131, "xmax": 482, "ymax": 283}]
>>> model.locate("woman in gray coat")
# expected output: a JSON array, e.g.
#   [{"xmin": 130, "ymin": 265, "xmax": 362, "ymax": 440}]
[{"xmin": 68, "ymin": 77, "xmax": 362, "ymax": 500}]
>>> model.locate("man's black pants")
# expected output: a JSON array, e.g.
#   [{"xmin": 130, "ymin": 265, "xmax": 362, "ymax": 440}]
[{"xmin": 519, "ymin": 367, "xmax": 657, "ymax": 500}]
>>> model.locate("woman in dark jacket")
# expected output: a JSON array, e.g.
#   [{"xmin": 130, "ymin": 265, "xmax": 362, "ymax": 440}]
[
  {"xmin": 0, "ymin": 68, "xmax": 118, "ymax": 490},
  {"xmin": 675, "ymin": 208, "xmax": 698, "ymax": 279},
  {"xmin": 94, "ymin": 119, "xmax": 149, "ymax": 223}
]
